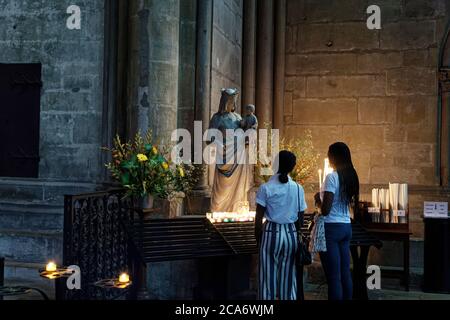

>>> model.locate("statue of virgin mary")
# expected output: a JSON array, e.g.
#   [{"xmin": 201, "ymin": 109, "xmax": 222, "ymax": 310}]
[{"xmin": 208, "ymin": 88, "xmax": 254, "ymax": 212}]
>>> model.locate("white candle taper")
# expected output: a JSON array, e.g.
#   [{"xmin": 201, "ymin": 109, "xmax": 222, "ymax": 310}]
[{"xmin": 318, "ymin": 169, "xmax": 322, "ymax": 190}]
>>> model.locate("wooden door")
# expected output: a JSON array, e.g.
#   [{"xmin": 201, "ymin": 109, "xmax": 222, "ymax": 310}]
[{"xmin": 0, "ymin": 63, "xmax": 41, "ymax": 178}]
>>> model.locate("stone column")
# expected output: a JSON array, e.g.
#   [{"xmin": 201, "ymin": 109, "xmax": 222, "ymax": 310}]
[
  {"xmin": 125, "ymin": 0, "xmax": 142, "ymax": 138},
  {"xmin": 147, "ymin": 0, "xmax": 180, "ymax": 142},
  {"xmin": 187, "ymin": 0, "xmax": 213, "ymax": 214},
  {"xmin": 100, "ymin": 0, "xmax": 119, "ymax": 181},
  {"xmin": 256, "ymin": 0, "xmax": 274, "ymax": 127},
  {"xmin": 273, "ymin": 0, "xmax": 286, "ymax": 136},
  {"xmin": 194, "ymin": 0, "xmax": 213, "ymax": 192},
  {"xmin": 242, "ymin": 0, "xmax": 257, "ymax": 107},
  {"xmin": 126, "ymin": 0, "xmax": 180, "ymax": 142},
  {"xmin": 439, "ymin": 27, "xmax": 450, "ymax": 186}
]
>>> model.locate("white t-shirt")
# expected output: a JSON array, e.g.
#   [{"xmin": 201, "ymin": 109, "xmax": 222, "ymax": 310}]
[
  {"xmin": 256, "ymin": 174, "xmax": 308, "ymax": 224},
  {"xmin": 322, "ymin": 171, "xmax": 351, "ymax": 223}
]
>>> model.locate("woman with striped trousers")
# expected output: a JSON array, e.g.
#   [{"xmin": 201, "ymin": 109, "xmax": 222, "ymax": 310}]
[{"xmin": 255, "ymin": 151, "xmax": 307, "ymax": 300}]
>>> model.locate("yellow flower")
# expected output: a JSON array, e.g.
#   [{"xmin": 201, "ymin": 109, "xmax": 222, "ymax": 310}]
[
  {"xmin": 162, "ymin": 162, "xmax": 169, "ymax": 170},
  {"xmin": 137, "ymin": 154, "xmax": 148, "ymax": 162},
  {"xmin": 152, "ymin": 147, "xmax": 158, "ymax": 155},
  {"xmin": 178, "ymin": 167, "xmax": 185, "ymax": 177}
]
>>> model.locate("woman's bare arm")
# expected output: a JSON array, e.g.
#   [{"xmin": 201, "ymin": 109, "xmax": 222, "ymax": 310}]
[
  {"xmin": 314, "ymin": 191, "xmax": 334, "ymax": 216},
  {"xmin": 255, "ymin": 204, "xmax": 265, "ymax": 245},
  {"xmin": 295, "ymin": 211, "xmax": 305, "ymax": 232}
]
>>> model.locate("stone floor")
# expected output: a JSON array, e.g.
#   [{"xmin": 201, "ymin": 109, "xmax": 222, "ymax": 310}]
[
  {"xmin": 304, "ymin": 283, "xmax": 450, "ymax": 300},
  {"xmin": 2, "ymin": 278, "xmax": 54, "ymax": 300},
  {"xmin": 3, "ymin": 277, "xmax": 450, "ymax": 300}
]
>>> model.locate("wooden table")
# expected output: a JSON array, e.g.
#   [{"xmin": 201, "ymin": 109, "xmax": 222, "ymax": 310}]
[
  {"xmin": 350, "ymin": 223, "xmax": 383, "ymax": 299},
  {"xmin": 364, "ymin": 227, "xmax": 412, "ymax": 291}
]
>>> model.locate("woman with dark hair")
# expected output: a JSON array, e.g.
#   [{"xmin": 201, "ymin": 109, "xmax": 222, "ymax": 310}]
[
  {"xmin": 255, "ymin": 150, "xmax": 307, "ymax": 300},
  {"xmin": 314, "ymin": 142, "xmax": 359, "ymax": 300}
]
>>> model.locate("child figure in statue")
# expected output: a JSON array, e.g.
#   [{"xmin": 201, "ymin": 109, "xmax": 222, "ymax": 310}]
[{"xmin": 241, "ymin": 104, "xmax": 258, "ymax": 131}]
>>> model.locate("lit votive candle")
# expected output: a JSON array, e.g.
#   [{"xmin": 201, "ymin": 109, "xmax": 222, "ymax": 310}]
[
  {"xmin": 119, "ymin": 273, "xmax": 130, "ymax": 284},
  {"xmin": 46, "ymin": 261, "xmax": 57, "ymax": 272}
]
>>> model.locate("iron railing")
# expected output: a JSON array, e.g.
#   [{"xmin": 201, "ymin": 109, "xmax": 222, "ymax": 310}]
[{"xmin": 59, "ymin": 189, "xmax": 142, "ymax": 300}]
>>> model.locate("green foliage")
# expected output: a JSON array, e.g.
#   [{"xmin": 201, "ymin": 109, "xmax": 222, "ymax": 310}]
[
  {"xmin": 103, "ymin": 130, "xmax": 205, "ymax": 200},
  {"xmin": 102, "ymin": 131, "xmax": 171, "ymax": 198}
]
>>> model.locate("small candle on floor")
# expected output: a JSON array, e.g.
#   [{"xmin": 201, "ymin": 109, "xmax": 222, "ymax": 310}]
[
  {"xmin": 46, "ymin": 261, "xmax": 57, "ymax": 272},
  {"xmin": 119, "ymin": 273, "xmax": 130, "ymax": 284}
]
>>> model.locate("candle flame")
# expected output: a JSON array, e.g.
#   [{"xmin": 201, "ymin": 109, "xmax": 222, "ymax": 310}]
[
  {"xmin": 46, "ymin": 261, "xmax": 57, "ymax": 272},
  {"xmin": 119, "ymin": 273, "xmax": 130, "ymax": 283},
  {"xmin": 207, "ymin": 211, "xmax": 256, "ymax": 223}
]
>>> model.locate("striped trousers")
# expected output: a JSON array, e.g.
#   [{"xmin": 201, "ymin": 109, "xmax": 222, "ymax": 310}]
[{"xmin": 258, "ymin": 221, "xmax": 298, "ymax": 300}]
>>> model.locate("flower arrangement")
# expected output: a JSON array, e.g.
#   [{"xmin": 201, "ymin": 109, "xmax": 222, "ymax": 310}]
[
  {"xmin": 170, "ymin": 162, "xmax": 204, "ymax": 196},
  {"xmin": 103, "ymin": 131, "xmax": 171, "ymax": 199},
  {"xmin": 255, "ymin": 127, "xmax": 320, "ymax": 185},
  {"xmin": 103, "ymin": 131, "xmax": 204, "ymax": 202}
]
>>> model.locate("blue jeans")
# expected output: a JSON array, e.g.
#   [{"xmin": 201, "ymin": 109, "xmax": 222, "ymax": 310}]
[{"xmin": 319, "ymin": 223, "xmax": 352, "ymax": 300}]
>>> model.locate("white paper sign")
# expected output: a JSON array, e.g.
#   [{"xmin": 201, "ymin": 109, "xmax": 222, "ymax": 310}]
[{"xmin": 424, "ymin": 201, "xmax": 449, "ymax": 218}]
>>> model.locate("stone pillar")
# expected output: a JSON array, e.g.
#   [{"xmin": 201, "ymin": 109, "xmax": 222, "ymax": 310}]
[
  {"xmin": 439, "ymin": 26, "xmax": 450, "ymax": 186},
  {"xmin": 116, "ymin": 0, "xmax": 131, "ymax": 140},
  {"xmin": 441, "ymin": 84, "xmax": 450, "ymax": 186},
  {"xmin": 125, "ymin": 0, "xmax": 142, "ymax": 138},
  {"xmin": 242, "ymin": 0, "xmax": 257, "ymax": 107},
  {"xmin": 178, "ymin": 0, "xmax": 197, "ymax": 134},
  {"xmin": 147, "ymin": 0, "xmax": 180, "ymax": 142},
  {"xmin": 273, "ymin": 0, "xmax": 286, "ymax": 136},
  {"xmin": 194, "ymin": 0, "xmax": 213, "ymax": 191},
  {"xmin": 188, "ymin": 0, "xmax": 213, "ymax": 213},
  {"xmin": 256, "ymin": 0, "xmax": 274, "ymax": 127},
  {"xmin": 126, "ymin": 0, "xmax": 180, "ymax": 141},
  {"xmin": 100, "ymin": 0, "xmax": 119, "ymax": 181}
]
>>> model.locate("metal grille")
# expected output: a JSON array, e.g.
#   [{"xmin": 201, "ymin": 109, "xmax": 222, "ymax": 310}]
[
  {"xmin": 129, "ymin": 217, "xmax": 234, "ymax": 263},
  {"xmin": 62, "ymin": 189, "xmax": 137, "ymax": 300},
  {"xmin": 62, "ymin": 190, "xmax": 381, "ymax": 300},
  {"xmin": 213, "ymin": 221, "xmax": 258, "ymax": 254}
]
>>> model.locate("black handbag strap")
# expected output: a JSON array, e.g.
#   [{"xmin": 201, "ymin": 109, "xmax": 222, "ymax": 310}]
[{"xmin": 296, "ymin": 184, "xmax": 304, "ymax": 240}]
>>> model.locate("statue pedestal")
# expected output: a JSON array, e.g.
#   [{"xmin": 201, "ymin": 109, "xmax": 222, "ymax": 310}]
[
  {"xmin": 196, "ymin": 255, "xmax": 257, "ymax": 300},
  {"xmin": 186, "ymin": 188, "xmax": 211, "ymax": 215}
]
